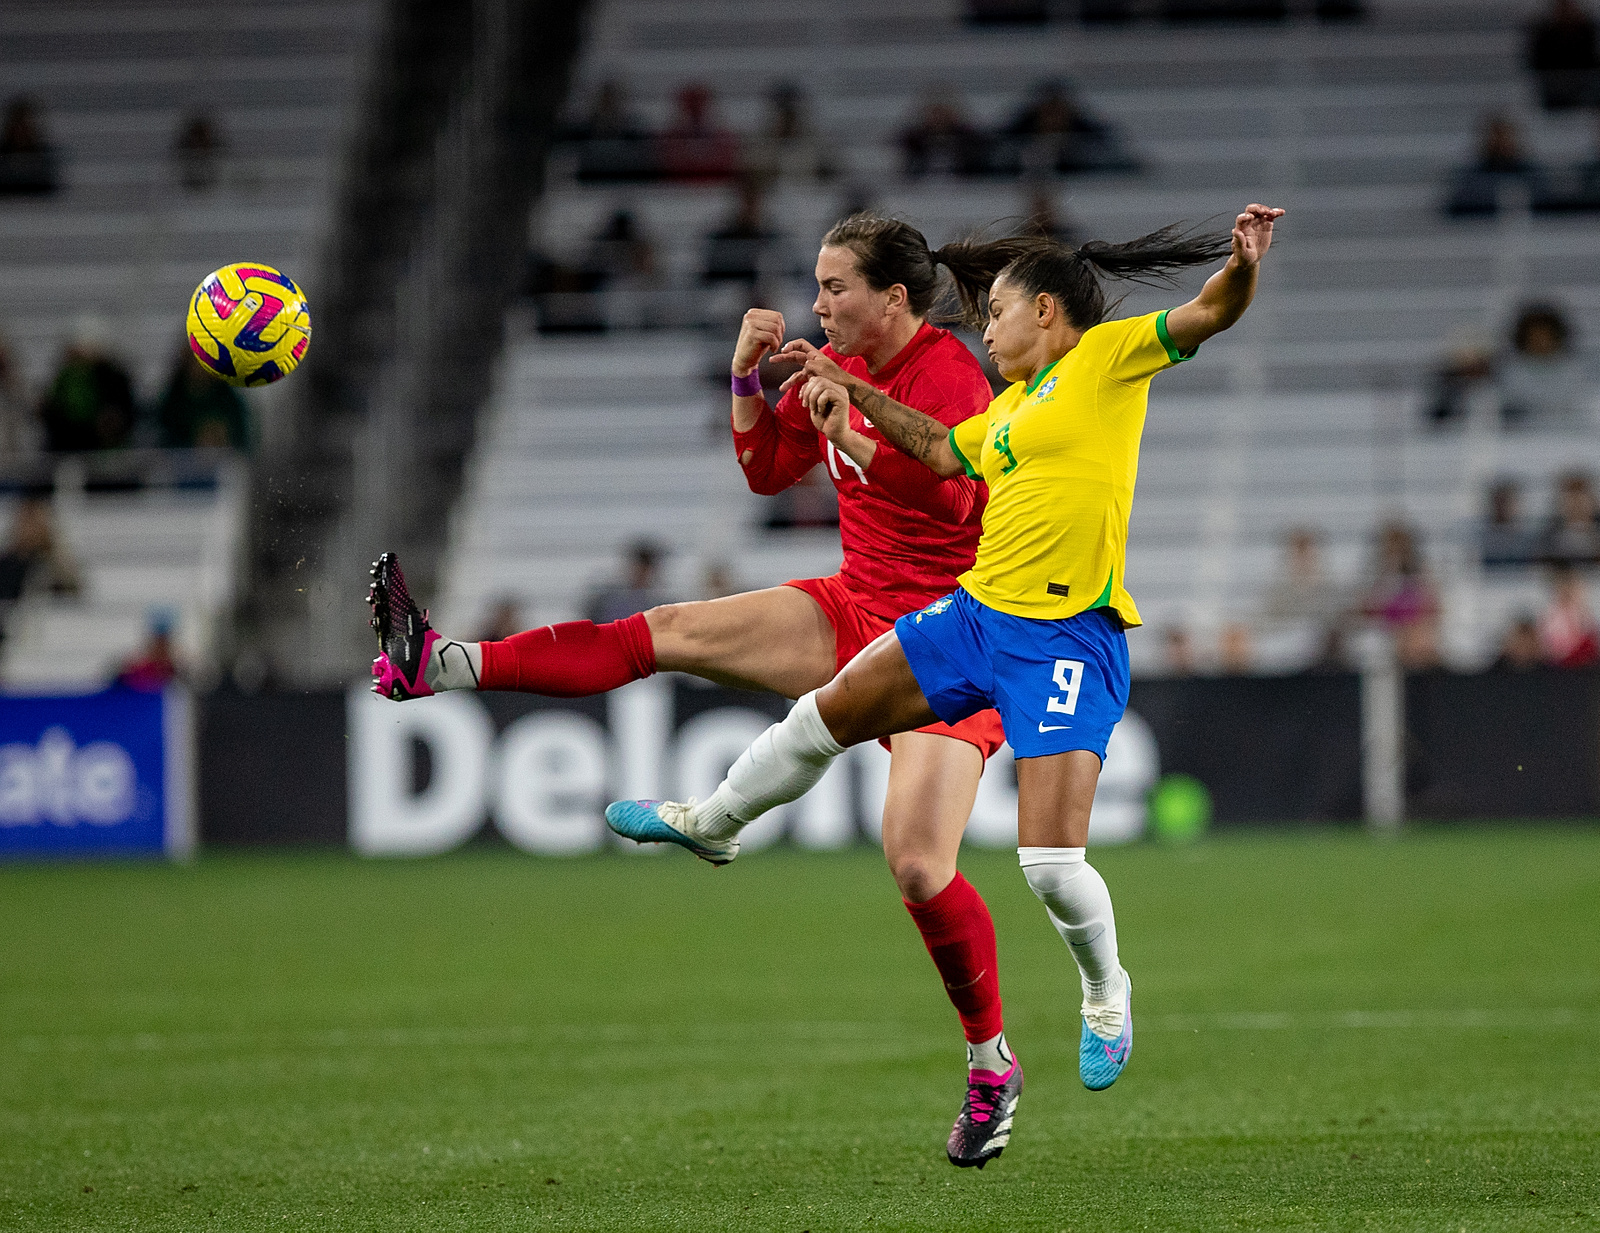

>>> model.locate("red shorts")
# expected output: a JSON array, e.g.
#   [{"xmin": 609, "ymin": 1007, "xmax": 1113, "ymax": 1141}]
[{"xmin": 784, "ymin": 573, "xmax": 1007, "ymax": 759}]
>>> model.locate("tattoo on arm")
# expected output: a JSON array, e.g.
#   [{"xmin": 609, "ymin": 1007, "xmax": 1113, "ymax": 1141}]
[{"xmin": 852, "ymin": 385, "xmax": 944, "ymax": 463}]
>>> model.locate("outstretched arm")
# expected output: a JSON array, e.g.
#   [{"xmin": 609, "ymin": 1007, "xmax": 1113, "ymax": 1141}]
[
  {"xmin": 785, "ymin": 345, "xmax": 966, "ymax": 479},
  {"xmin": 1161, "ymin": 203, "xmax": 1284, "ymax": 356}
]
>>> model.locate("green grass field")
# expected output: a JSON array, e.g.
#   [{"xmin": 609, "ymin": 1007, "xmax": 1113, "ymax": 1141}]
[{"xmin": 1, "ymin": 828, "xmax": 1597, "ymax": 1231}]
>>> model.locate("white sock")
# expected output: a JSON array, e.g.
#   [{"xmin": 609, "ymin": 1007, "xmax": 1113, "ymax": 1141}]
[
  {"xmin": 1019, "ymin": 847, "xmax": 1125, "ymax": 1013},
  {"xmin": 692, "ymin": 691, "xmax": 846, "ymax": 840},
  {"xmin": 966, "ymin": 1031, "xmax": 1013, "ymax": 1076},
  {"xmin": 423, "ymin": 637, "xmax": 482, "ymax": 692}
]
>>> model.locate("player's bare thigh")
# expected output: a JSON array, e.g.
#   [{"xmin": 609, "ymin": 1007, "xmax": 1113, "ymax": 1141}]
[
  {"xmin": 881, "ymin": 729, "xmax": 984, "ymax": 903},
  {"xmin": 645, "ymin": 585, "xmax": 837, "ymax": 698},
  {"xmin": 1015, "ymin": 750, "xmax": 1102, "ymax": 849},
  {"xmin": 816, "ymin": 630, "xmax": 940, "ymax": 746}
]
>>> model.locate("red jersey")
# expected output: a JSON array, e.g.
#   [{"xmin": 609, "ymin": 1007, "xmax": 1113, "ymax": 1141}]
[{"xmin": 731, "ymin": 322, "xmax": 991, "ymax": 623}]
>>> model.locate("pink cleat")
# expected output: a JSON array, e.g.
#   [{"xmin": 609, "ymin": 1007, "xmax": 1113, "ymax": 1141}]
[
  {"xmin": 946, "ymin": 1056, "xmax": 1023, "ymax": 1169},
  {"xmin": 367, "ymin": 552, "xmax": 438, "ymax": 700}
]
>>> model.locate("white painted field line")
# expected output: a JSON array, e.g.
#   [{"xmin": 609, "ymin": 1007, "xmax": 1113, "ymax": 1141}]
[
  {"xmin": 8, "ymin": 1009, "xmax": 1594, "ymax": 1055},
  {"xmin": 1143, "ymin": 1008, "xmax": 1589, "ymax": 1033}
]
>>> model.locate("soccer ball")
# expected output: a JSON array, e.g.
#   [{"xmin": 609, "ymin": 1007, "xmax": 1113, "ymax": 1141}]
[{"xmin": 185, "ymin": 262, "xmax": 311, "ymax": 387}]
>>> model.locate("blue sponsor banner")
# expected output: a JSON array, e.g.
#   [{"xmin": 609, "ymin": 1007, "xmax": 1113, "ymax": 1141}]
[{"xmin": 0, "ymin": 688, "xmax": 193, "ymax": 859}]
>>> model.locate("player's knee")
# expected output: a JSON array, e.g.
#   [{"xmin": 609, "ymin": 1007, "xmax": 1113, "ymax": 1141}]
[
  {"xmin": 814, "ymin": 680, "xmax": 868, "ymax": 746},
  {"xmin": 888, "ymin": 851, "xmax": 955, "ymax": 903}
]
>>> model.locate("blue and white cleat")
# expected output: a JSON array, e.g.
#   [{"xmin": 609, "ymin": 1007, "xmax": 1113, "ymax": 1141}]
[
  {"xmin": 1079, "ymin": 968, "xmax": 1132, "ymax": 1091},
  {"xmin": 604, "ymin": 799, "xmax": 740, "ymax": 866}
]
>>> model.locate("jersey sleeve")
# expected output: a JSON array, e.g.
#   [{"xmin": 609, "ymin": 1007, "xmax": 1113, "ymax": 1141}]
[
  {"xmin": 864, "ymin": 443, "xmax": 982, "ymax": 522},
  {"xmin": 730, "ymin": 389, "xmax": 822, "ymax": 496},
  {"xmin": 1088, "ymin": 310, "xmax": 1197, "ymax": 385},
  {"xmin": 863, "ymin": 359, "xmax": 989, "ymax": 517},
  {"xmin": 947, "ymin": 409, "xmax": 988, "ymax": 480}
]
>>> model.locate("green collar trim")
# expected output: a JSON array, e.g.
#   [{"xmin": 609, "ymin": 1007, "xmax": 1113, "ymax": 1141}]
[{"xmin": 1025, "ymin": 355, "xmax": 1064, "ymax": 396}]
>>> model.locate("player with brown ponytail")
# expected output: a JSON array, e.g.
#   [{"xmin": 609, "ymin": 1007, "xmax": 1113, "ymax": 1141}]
[{"xmin": 371, "ymin": 212, "xmax": 1041, "ymax": 1168}]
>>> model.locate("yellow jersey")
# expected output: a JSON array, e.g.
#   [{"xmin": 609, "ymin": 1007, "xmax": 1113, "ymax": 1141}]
[{"xmin": 947, "ymin": 310, "xmax": 1193, "ymax": 625}]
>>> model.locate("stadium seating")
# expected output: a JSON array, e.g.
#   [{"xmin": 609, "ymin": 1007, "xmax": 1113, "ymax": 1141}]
[
  {"xmin": 0, "ymin": 1, "xmax": 375, "ymax": 393},
  {"xmin": 441, "ymin": 1, "xmax": 1600, "ymax": 673},
  {"xmin": 0, "ymin": 2, "xmax": 376, "ymax": 688},
  {"xmin": 0, "ymin": 452, "xmax": 246, "ymax": 687}
]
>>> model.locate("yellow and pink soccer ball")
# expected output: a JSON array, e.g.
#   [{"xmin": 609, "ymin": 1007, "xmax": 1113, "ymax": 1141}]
[{"xmin": 185, "ymin": 262, "xmax": 311, "ymax": 387}]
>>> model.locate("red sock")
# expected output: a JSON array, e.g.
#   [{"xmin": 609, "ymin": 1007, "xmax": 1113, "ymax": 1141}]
[
  {"xmin": 477, "ymin": 613, "xmax": 656, "ymax": 696},
  {"xmin": 904, "ymin": 872, "xmax": 1004, "ymax": 1043}
]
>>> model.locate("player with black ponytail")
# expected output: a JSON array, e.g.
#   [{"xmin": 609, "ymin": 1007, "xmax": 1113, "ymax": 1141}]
[{"xmin": 610, "ymin": 204, "xmax": 1283, "ymax": 1126}]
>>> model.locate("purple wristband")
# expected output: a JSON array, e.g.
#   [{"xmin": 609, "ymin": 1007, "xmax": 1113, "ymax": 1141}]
[{"xmin": 731, "ymin": 369, "xmax": 763, "ymax": 398}]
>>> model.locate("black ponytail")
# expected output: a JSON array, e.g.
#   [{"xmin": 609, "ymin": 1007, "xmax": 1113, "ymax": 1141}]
[
  {"xmin": 823, "ymin": 211, "xmax": 1231, "ymax": 332},
  {"xmin": 935, "ymin": 222, "xmax": 1233, "ymax": 330}
]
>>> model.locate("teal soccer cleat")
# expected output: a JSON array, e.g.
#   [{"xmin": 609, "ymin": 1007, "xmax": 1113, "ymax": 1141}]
[
  {"xmin": 604, "ymin": 799, "xmax": 740, "ymax": 866},
  {"xmin": 1079, "ymin": 969, "xmax": 1132, "ymax": 1091}
]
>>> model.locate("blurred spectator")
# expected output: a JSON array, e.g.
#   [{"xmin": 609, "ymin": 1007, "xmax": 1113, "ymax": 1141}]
[
  {"xmin": 1162, "ymin": 626, "xmax": 1196, "ymax": 676},
  {"xmin": 900, "ymin": 96, "xmax": 985, "ymax": 179},
  {"xmin": 39, "ymin": 320, "xmax": 136, "ymax": 452},
  {"xmin": 1527, "ymin": 0, "xmax": 1600, "ymax": 110},
  {"xmin": 1218, "ymin": 622, "xmax": 1253, "ymax": 675},
  {"xmin": 154, "ymin": 346, "xmax": 251, "ymax": 450},
  {"xmin": 173, "ymin": 111, "xmax": 224, "ymax": 192},
  {"xmin": 658, "ymin": 84, "xmax": 739, "ymax": 183},
  {"xmin": 1263, "ymin": 527, "xmax": 1344, "ymax": 629},
  {"xmin": 567, "ymin": 79, "xmax": 657, "ymax": 183},
  {"xmin": 117, "ymin": 611, "xmax": 181, "ymax": 691},
  {"xmin": 1425, "ymin": 343, "xmax": 1494, "ymax": 427},
  {"xmin": 764, "ymin": 465, "xmax": 839, "ymax": 530},
  {"xmin": 571, "ymin": 79, "xmax": 647, "ymax": 142},
  {"xmin": 1532, "ymin": 113, "xmax": 1600, "ymax": 212},
  {"xmin": 1161, "ymin": 1, "xmax": 1290, "ymax": 20},
  {"xmin": 703, "ymin": 178, "xmax": 789, "ymax": 285},
  {"xmin": 702, "ymin": 561, "xmax": 740, "ymax": 600},
  {"xmin": 1306, "ymin": 624, "xmax": 1351, "ymax": 673},
  {"xmin": 964, "ymin": 0, "xmax": 1048, "ymax": 23},
  {"xmin": 0, "ymin": 496, "xmax": 80, "ymax": 602},
  {"xmin": 475, "ymin": 598, "xmax": 522, "ymax": 643},
  {"xmin": 1024, "ymin": 188, "xmax": 1078, "ymax": 245},
  {"xmin": 582, "ymin": 208, "xmax": 659, "ymax": 288},
  {"xmin": 743, "ymin": 82, "xmax": 834, "ymax": 184},
  {"xmin": 1499, "ymin": 304, "xmax": 1592, "ymax": 430},
  {"xmin": 1481, "ymin": 478, "xmax": 1537, "ymax": 567},
  {"xmin": 1494, "ymin": 614, "xmax": 1544, "ymax": 670},
  {"xmin": 1538, "ymin": 562, "xmax": 1600, "ymax": 666},
  {"xmin": 585, "ymin": 540, "xmax": 668, "ymax": 624},
  {"xmin": 1445, "ymin": 113, "xmax": 1541, "ymax": 217},
  {"xmin": 1539, "ymin": 470, "xmax": 1600, "ymax": 564},
  {"xmin": 0, "ymin": 333, "xmax": 34, "ymax": 455},
  {"xmin": 0, "ymin": 95, "xmax": 57, "ymax": 195},
  {"xmin": 526, "ymin": 247, "xmax": 606, "ymax": 334},
  {"xmin": 1360, "ymin": 520, "xmax": 1441, "ymax": 670},
  {"xmin": 999, "ymin": 80, "xmax": 1135, "ymax": 175}
]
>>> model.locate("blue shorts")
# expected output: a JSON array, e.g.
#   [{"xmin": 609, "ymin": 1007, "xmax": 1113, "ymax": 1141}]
[{"xmin": 894, "ymin": 587, "xmax": 1130, "ymax": 761}]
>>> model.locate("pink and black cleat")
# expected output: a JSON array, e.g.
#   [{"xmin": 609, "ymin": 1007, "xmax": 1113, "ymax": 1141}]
[
  {"xmin": 946, "ymin": 1056, "xmax": 1023, "ymax": 1169},
  {"xmin": 368, "ymin": 552, "xmax": 439, "ymax": 700}
]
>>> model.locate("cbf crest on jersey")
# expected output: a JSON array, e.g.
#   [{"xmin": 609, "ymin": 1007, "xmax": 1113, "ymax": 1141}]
[{"xmin": 915, "ymin": 595, "xmax": 955, "ymax": 623}]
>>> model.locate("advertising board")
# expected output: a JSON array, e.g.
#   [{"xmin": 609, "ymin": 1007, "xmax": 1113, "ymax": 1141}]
[{"xmin": 0, "ymin": 688, "xmax": 194, "ymax": 859}]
